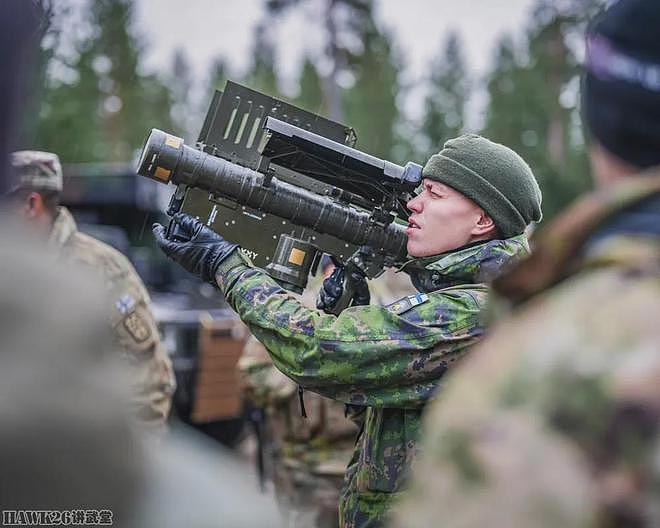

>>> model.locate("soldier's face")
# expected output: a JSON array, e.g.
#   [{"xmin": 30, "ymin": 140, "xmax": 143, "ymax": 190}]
[{"xmin": 406, "ymin": 179, "xmax": 493, "ymax": 257}]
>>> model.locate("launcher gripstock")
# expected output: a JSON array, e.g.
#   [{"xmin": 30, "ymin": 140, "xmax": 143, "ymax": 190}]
[{"xmin": 137, "ymin": 81, "xmax": 421, "ymax": 302}]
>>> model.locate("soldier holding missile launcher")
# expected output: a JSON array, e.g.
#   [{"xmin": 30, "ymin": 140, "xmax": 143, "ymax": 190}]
[{"xmin": 151, "ymin": 132, "xmax": 541, "ymax": 527}]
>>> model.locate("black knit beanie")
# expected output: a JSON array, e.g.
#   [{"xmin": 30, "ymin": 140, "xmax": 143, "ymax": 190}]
[
  {"xmin": 583, "ymin": 0, "xmax": 660, "ymax": 169},
  {"xmin": 422, "ymin": 134, "xmax": 542, "ymax": 238}
]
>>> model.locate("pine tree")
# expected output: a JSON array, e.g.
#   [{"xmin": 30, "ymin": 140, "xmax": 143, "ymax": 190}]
[
  {"xmin": 420, "ymin": 32, "xmax": 469, "ymax": 160},
  {"xmin": 34, "ymin": 0, "xmax": 173, "ymax": 163},
  {"xmin": 336, "ymin": 0, "xmax": 401, "ymax": 159},
  {"xmin": 295, "ymin": 56, "xmax": 325, "ymax": 115},
  {"xmin": 208, "ymin": 57, "xmax": 229, "ymax": 93},
  {"xmin": 253, "ymin": 0, "xmax": 407, "ymax": 161},
  {"xmin": 483, "ymin": 36, "xmax": 520, "ymax": 143},
  {"xmin": 264, "ymin": 0, "xmax": 403, "ymax": 153},
  {"xmin": 265, "ymin": 0, "xmax": 355, "ymax": 122},
  {"xmin": 34, "ymin": 32, "xmax": 102, "ymax": 162},
  {"xmin": 169, "ymin": 49, "xmax": 194, "ymax": 140},
  {"xmin": 243, "ymin": 22, "xmax": 281, "ymax": 99},
  {"xmin": 481, "ymin": 0, "xmax": 604, "ymax": 222},
  {"xmin": 19, "ymin": 0, "xmax": 68, "ymax": 147}
]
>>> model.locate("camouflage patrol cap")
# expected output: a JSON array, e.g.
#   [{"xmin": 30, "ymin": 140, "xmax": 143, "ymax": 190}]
[{"xmin": 9, "ymin": 150, "xmax": 63, "ymax": 193}]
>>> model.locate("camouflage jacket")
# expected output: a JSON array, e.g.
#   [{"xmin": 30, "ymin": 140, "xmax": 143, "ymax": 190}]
[
  {"xmin": 49, "ymin": 207, "xmax": 176, "ymax": 427},
  {"xmin": 215, "ymin": 235, "xmax": 528, "ymax": 527},
  {"xmin": 395, "ymin": 173, "xmax": 660, "ymax": 528},
  {"xmin": 239, "ymin": 334, "xmax": 360, "ymax": 475},
  {"xmin": 237, "ymin": 273, "xmax": 415, "ymax": 478}
]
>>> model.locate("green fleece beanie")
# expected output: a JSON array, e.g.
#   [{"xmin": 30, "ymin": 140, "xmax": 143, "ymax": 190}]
[{"xmin": 423, "ymin": 134, "xmax": 542, "ymax": 238}]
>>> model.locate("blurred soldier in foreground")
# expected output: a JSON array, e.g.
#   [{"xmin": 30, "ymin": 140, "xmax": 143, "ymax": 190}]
[
  {"xmin": 0, "ymin": 223, "xmax": 144, "ymax": 525},
  {"xmin": 0, "ymin": 8, "xmax": 280, "ymax": 525},
  {"xmin": 6, "ymin": 151, "xmax": 176, "ymax": 430},
  {"xmin": 153, "ymin": 134, "xmax": 542, "ymax": 526},
  {"xmin": 395, "ymin": 1, "xmax": 660, "ymax": 527},
  {"xmin": 0, "ymin": 223, "xmax": 282, "ymax": 528}
]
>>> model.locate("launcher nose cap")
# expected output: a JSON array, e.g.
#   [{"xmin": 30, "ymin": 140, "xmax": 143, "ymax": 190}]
[{"xmin": 136, "ymin": 128, "xmax": 184, "ymax": 184}]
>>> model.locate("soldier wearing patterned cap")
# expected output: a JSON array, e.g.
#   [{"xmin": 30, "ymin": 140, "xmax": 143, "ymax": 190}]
[
  {"xmin": 152, "ymin": 132, "xmax": 542, "ymax": 526},
  {"xmin": 6, "ymin": 150, "xmax": 176, "ymax": 431},
  {"xmin": 395, "ymin": 1, "xmax": 660, "ymax": 527}
]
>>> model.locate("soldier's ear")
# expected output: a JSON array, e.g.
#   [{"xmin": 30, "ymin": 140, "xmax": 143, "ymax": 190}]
[
  {"xmin": 23, "ymin": 191, "xmax": 43, "ymax": 219},
  {"xmin": 471, "ymin": 209, "xmax": 497, "ymax": 238}
]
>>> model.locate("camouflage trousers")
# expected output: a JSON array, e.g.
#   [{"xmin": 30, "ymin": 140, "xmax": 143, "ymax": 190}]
[{"xmin": 273, "ymin": 461, "xmax": 344, "ymax": 528}]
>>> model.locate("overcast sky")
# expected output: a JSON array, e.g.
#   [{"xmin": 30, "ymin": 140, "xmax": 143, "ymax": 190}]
[{"xmin": 133, "ymin": 0, "xmax": 538, "ymax": 120}]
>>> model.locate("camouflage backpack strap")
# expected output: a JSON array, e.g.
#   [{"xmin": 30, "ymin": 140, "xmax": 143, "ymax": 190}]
[{"xmin": 494, "ymin": 172, "xmax": 660, "ymax": 306}]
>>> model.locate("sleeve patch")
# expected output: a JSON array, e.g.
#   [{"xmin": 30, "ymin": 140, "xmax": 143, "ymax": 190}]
[
  {"xmin": 386, "ymin": 293, "xmax": 429, "ymax": 315},
  {"xmin": 123, "ymin": 311, "xmax": 152, "ymax": 343},
  {"xmin": 115, "ymin": 294, "xmax": 136, "ymax": 315}
]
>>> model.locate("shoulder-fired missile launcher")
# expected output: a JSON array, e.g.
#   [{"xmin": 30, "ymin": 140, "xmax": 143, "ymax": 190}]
[{"xmin": 137, "ymin": 81, "xmax": 421, "ymax": 298}]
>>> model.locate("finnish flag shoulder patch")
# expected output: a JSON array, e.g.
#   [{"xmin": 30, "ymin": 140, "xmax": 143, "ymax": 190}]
[{"xmin": 386, "ymin": 293, "xmax": 429, "ymax": 315}]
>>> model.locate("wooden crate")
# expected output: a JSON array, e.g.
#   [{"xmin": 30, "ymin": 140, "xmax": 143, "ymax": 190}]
[{"xmin": 190, "ymin": 315, "xmax": 248, "ymax": 423}]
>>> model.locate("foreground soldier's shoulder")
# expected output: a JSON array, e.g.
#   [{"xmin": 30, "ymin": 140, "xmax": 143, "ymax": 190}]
[
  {"xmin": 67, "ymin": 234, "xmax": 159, "ymax": 351},
  {"xmin": 110, "ymin": 269, "xmax": 158, "ymax": 353},
  {"xmin": 67, "ymin": 231, "xmax": 138, "ymax": 282},
  {"xmin": 411, "ymin": 272, "xmax": 660, "ymax": 527},
  {"xmin": 117, "ymin": 302, "xmax": 154, "ymax": 342}
]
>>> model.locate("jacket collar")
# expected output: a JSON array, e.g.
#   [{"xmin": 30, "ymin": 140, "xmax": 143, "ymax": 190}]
[
  {"xmin": 403, "ymin": 235, "xmax": 530, "ymax": 292},
  {"xmin": 48, "ymin": 206, "xmax": 78, "ymax": 252}
]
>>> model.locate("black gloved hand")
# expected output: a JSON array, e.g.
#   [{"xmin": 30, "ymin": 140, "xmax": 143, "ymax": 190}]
[
  {"xmin": 152, "ymin": 212, "xmax": 238, "ymax": 283},
  {"xmin": 317, "ymin": 262, "xmax": 370, "ymax": 313}
]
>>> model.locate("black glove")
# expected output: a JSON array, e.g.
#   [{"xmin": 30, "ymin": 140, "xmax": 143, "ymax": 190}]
[
  {"xmin": 317, "ymin": 263, "xmax": 370, "ymax": 313},
  {"xmin": 152, "ymin": 212, "xmax": 238, "ymax": 283}
]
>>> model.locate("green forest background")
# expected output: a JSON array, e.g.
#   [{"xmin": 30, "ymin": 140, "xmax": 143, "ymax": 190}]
[{"xmin": 25, "ymin": 0, "xmax": 606, "ymax": 223}]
